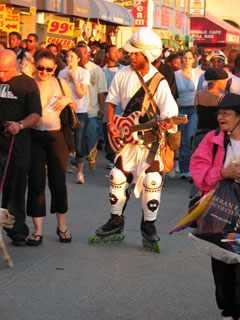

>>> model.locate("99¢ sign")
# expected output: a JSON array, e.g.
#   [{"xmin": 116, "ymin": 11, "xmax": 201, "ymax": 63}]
[{"xmin": 47, "ymin": 19, "xmax": 74, "ymax": 37}]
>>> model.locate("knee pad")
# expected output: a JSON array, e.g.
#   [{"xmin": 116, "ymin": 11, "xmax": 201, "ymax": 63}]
[
  {"xmin": 109, "ymin": 167, "xmax": 127, "ymax": 186},
  {"xmin": 143, "ymin": 172, "xmax": 162, "ymax": 190},
  {"xmin": 109, "ymin": 167, "xmax": 129, "ymax": 215},
  {"xmin": 142, "ymin": 172, "xmax": 162, "ymax": 221}
]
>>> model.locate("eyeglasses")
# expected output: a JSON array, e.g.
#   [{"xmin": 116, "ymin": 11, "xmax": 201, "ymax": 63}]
[
  {"xmin": 217, "ymin": 111, "xmax": 236, "ymax": 117},
  {"xmin": 36, "ymin": 66, "xmax": 54, "ymax": 73}
]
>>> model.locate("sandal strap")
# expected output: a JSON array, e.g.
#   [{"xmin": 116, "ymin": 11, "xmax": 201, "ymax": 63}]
[
  {"xmin": 30, "ymin": 233, "xmax": 42, "ymax": 239},
  {"xmin": 58, "ymin": 228, "xmax": 69, "ymax": 236}
]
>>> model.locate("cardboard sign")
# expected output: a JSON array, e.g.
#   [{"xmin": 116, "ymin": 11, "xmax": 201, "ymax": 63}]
[
  {"xmin": 46, "ymin": 36, "xmax": 73, "ymax": 50},
  {"xmin": 47, "ymin": 19, "xmax": 74, "ymax": 37}
]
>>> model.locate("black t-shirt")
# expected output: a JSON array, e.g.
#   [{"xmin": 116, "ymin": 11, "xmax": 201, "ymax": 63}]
[{"xmin": 0, "ymin": 74, "xmax": 42, "ymax": 161}]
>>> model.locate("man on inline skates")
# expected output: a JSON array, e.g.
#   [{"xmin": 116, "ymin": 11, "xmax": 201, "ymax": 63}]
[{"xmin": 90, "ymin": 27, "xmax": 178, "ymax": 252}]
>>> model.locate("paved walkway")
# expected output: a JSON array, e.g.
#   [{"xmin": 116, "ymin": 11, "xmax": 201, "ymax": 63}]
[{"xmin": 0, "ymin": 151, "xmax": 220, "ymax": 320}]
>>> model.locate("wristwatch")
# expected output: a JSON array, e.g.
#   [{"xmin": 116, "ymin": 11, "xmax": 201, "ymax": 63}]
[{"xmin": 19, "ymin": 121, "xmax": 24, "ymax": 130}]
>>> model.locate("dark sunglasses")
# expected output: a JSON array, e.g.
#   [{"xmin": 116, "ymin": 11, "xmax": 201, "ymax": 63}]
[
  {"xmin": 27, "ymin": 39, "xmax": 34, "ymax": 43},
  {"xmin": 36, "ymin": 66, "xmax": 54, "ymax": 72}
]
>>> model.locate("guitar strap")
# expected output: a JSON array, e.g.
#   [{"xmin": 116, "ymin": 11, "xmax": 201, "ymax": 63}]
[
  {"xmin": 135, "ymin": 71, "xmax": 164, "ymax": 119},
  {"xmin": 122, "ymin": 77, "xmax": 153, "ymax": 118},
  {"xmin": 135, "ymin": 71, "xmax": 165, "ymax": 164}
]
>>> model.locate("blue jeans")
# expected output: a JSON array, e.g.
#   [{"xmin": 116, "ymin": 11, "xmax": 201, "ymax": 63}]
[
  {"xmin": 74, "ymin": 113, "xmax": 88, "ymax": 163},
  {"xmin": 86, "ymin": 116, "xmax": 100, "ymax": 155},
  {"xmin": 178, "ymin": 106, "xmax": 198, "ymax": 174}
]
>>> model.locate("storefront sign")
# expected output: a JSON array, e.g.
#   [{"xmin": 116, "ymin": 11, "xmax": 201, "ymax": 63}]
[
  {"xmin": 175, "ymin": 12, "xmax": 183, "ymax": 29},
  {"xmin": 114, "ymin": 0, "xmax": 133, "ymax": 13},
  {"xmin": 0, "ymin": 0, "xmax": 36, "ymax": 6},
  {"xmin": 132, "ymin": 0, "xmax": 148, "ymax": 27},
  {"xmin": 47, "ymin": 19, "xmax": 74, "ymax": 37},
  {"xmin": 161, "ymin": 8, "xmax": 170, "ymax": 28},
  {"xmin": 30, "ymin": 6, "xmax": 36, "ymax": 14},
  {"xmin": 226, "ymin": 33, "xmax": 240, "ymax": 44},
  {"xmin": 189, "ymin": 0, "xmax": 205, "ymax": 17},
  {"xmin": 0, "ymin": 5, "xmax": 20, "ymax": 32},
  {"xmin": 190, "ymin": 17, "xmax": 227, "ymax": 44},
  {"xmin": 0, "ymin": 4, "xmax": 5, "ymax": 29},
  {"xmin": 46, "ymin": 36, "xmax": 73, "ymax": 50},
  {"xmin": 154, "ymin": 28, "xmax": 173, "ymax": 40}
]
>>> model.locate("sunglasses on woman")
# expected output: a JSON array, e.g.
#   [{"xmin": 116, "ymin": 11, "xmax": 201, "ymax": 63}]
[{"xmin": 36, "ymin": 66, "xmax": 54, "ymax": 72}]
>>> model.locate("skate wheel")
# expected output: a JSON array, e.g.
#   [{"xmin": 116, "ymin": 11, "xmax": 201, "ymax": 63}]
[
  {"xmin": 88, "ymin": 236, "xmax": 101, "ymax": 244},
  {"xmin": 111, "ymin": 233, "xmax": 125, "ymax": 242},
  {"xmin": 142, "ymin": 238, "xmax": 160, "ymax": 254}
]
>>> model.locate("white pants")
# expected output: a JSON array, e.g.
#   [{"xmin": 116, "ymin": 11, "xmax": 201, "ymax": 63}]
[{"xmin": 109, "ymin": 144, "xmax": 163, "ymax": 221}]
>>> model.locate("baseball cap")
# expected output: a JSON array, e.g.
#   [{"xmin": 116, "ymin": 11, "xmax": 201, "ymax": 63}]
[
  {"xmin": 206, "ymin": 50, "xmax": 226, "ymax": 62},
  {"xmin": 205, "ymin": 68, "xmax": 228, "ymax": 81},
  {"xmin": 218, "ymin": 93, "xmax": 240, "ymax": 114}
]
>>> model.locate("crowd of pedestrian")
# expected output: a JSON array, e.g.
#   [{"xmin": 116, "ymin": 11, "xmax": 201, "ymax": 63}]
[{"xmin": 1, "ymin": 28, "xmax": 240, "ymax": 320}]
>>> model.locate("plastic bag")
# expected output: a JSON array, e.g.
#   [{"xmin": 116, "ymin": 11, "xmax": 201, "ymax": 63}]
[{"xmin": 189, "ymin": 179, "xmax": 240, "ymax": 264}]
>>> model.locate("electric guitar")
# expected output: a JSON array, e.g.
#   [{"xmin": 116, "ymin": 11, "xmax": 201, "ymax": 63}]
[{"xmin": 108, "ymin": 111, "xmax": 188, "ymax": 153}]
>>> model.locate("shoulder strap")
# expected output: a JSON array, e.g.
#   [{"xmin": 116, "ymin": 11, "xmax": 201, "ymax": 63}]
[
  {"xmin": 135, "ymin": 71, "xmax": 164, "ymax": 119},
  {"xmin": 57, "ymin": 78, "xmax": 65, "ymax": 96}
]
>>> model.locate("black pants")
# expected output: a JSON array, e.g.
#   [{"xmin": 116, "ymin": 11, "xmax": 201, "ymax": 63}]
[
  {"xmin": 212, "ymin": 258, "xmax": 240, "ymax": 319},
  {"xmin": 1, "ymin": 151, "xmax": 29, "ymax": 239},
  {"xmin": 103, "ymin": 122, "xmax": 115, "ymax": 163},
  {"xmin": 27, "ymin": 130, "xmax": 69, "ymax": 217}
]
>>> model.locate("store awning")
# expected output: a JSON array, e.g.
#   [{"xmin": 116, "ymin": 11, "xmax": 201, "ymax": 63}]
[
  {"xmin": 0, "ymin": 0, "xmax": 37, "ymax": 7},
  {"xmin": 190, "ymin": 12, "xmax": 240, "ymax": 46},
  {"xmin": 67, "ymin": 0, "xmax": 90, "ymax": 19},
  {"xmin": 37, "ymin": 0, "xmax": 67, "ymax": 14},
  {"xmin": 90, "ymin": 0, "xmax": 134, "ymax": 26}
]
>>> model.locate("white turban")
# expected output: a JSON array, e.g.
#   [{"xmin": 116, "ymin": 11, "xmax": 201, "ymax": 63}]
[{"xmin": 123, "ymin": 27, "xmax": 162, "ymax": 63}]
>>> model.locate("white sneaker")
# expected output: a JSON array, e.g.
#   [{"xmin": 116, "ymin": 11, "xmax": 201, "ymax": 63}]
[
  {"xmin": 68, "ymin": 166, "xmax": 78, "ymax": 173},
  {"xmin": 106, "ymin": 162, "xmax": 114, "ymax": 170},
  {"xmin": 77, "ymin": 173, "xmax": 85, "ymax": 184},
  {"xmin": 174, "ymin": 160, "xmax": 180, "ymax": 173},
  {"xmin": 167, "ymin": 170, "xmax": 175, "ymax": 178},
  {"xmin": 186, "ymin": 172, "xmax": 192, "ymax": 178},
  {"xmin": 180, "ymin": 172, "xmax": 187, "ymax": 179}
]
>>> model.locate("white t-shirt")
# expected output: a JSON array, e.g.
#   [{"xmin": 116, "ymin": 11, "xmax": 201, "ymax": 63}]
[
  {"xmin": 59, "ymin": 66, "xmax": 90, "ymax": 113},
  {"xmin": 85, "ymin": 61, "xmax": 108, "ymax": 118},
  {"xmin": 106, "ymin": 64, "xmax": 178, "ymax": 118},
  {"xmin": 223, "ymin": 138, "xmax": 240, "ymax": 168}
]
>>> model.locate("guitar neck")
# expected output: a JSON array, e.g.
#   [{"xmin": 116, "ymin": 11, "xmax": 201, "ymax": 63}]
[
  {"xmin": 131, "ymin": 119, "xmax": 157, "ymax": 132},
  {"xmin": 130, "ymin": 115, "xmax": 187, "ymax": 133}
]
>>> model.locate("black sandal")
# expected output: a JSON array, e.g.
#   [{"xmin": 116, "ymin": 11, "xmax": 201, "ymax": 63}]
[
  {"xmin": 56, "ymin": 227, "xmax": 72, "ymax": 243},
  {"xmin": 27, "ymin": 233, "xmax": 43, "ymax": 246}
]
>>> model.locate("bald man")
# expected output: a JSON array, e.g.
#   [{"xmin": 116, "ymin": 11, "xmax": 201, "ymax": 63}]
[{"xmin": 0, "ymin": 49, "xmax": 41, "ymax": 246}]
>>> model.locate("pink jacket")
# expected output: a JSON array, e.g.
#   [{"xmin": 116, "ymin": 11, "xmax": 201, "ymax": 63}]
[{"xmin": 190, "ymin": 130, "xmax": 226, "ymax": 193}]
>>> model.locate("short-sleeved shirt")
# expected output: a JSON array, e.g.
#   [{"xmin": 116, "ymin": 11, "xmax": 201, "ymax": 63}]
[
  {"xmin": 85, "ymin": 61, "xmax": 108, "ymax": 118},
  {"xmin": 106, "ymin": 64, "xmax": 178, "ymax": 118},
  {"xmin": 0, "ymin": 74, "xmax": 42, "ymax": 161},
  {"xmin": 59, "ymin": 66, "xmax": 90, "ymax": 113}
]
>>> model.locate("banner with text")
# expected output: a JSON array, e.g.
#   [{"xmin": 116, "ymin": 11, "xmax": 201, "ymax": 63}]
[
  {"xmin": 132, "ymin": 0, "xmax": 148, "ymax": 27},
  {"xmin": 189, "ymin": 0, "xmax": 205, "ymax": 17}
]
